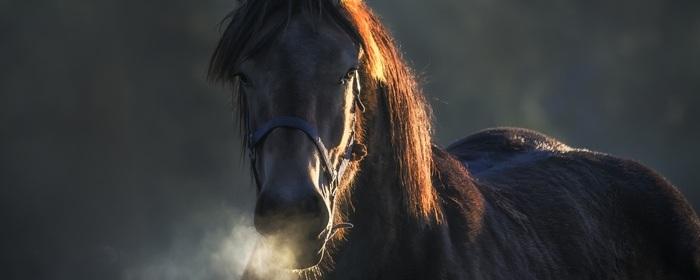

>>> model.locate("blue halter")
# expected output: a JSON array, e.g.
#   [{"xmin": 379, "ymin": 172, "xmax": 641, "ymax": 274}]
[{"xmin": 245, "ymin": 70, "xmax": 364, "ymax": 200}]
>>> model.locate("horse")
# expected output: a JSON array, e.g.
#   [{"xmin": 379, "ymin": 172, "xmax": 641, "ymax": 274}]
[{"xmin": 209, "ymin": 0, "xmax": 700, "ymax": 279}]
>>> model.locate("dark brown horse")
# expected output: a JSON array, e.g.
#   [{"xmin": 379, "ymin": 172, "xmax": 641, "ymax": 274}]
[{"xmin": 209, "ymin": 0, "xmax": 700, "ymax": 279}]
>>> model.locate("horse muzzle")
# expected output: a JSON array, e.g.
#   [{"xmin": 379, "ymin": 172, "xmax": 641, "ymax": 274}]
[{"xmin": 254, "ymin": 186, "xmax": 329, "ymax": 268}]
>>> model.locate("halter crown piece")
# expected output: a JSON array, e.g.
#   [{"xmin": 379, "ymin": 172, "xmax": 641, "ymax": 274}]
[{"xmin": 244, "ymin": 70, "xmax": 365, "ymax": 241}]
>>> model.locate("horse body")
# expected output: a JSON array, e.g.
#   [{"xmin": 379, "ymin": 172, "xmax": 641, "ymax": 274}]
[
  {"xmin": 326, "ymin": 126, "xmax": 700, "ymax": 279},
  {"xmin": 449, "ymin": 128, "xmax": 700, "ymax": 279}
]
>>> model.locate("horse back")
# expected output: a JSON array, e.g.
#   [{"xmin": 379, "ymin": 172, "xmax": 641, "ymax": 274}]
[
  {"xmin": 443, "ymin": 127, "xmax": 700, "ymax": 279},
  {"xmin": 446, "ymin": 127, "xmax": 571, "ymax": 175}
]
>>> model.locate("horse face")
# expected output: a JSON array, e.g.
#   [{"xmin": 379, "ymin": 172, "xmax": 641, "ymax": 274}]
[{"xmin": 237, "ymin": 18, "xmax": 359, "ymax": 269}]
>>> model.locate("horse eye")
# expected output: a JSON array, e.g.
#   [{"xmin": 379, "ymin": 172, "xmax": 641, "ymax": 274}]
[
  {"xmin": 339, "ymin": 67, "xmax": 358, "ymax": 85},
  {"xmin": 234, "ymin": 73, "xmax": 250, "ymax": 86}
]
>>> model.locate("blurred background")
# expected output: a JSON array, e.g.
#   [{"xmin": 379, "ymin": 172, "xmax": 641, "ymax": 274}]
[{"xmin": 2, "ymin": 0, "xmax": 699, "ymax": 279}]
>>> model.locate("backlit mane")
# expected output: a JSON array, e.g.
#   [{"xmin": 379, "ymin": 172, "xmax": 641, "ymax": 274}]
[{"xmin": 208, "ymin": 0, "xmax": 442, "ymax": 223}]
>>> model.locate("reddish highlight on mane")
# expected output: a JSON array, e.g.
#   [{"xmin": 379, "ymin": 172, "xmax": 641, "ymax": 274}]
[
  {"xmin": 339, "ymin": 0, "xmax": 443, "ymax": 223},
  {"xmin": 208, "ymin": 0, "xmax": 443, "ymax": 224}
]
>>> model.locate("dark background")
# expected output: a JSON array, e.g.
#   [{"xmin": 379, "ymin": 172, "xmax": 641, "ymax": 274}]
[{"xmin": 2, "ymin": 0, "xmax": 699, "ymax": 279}]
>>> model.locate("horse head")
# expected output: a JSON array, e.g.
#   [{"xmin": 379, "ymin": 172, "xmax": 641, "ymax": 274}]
[{"xmin": 211, "ymin": 1, "xmax": 366, "ymax": 269}]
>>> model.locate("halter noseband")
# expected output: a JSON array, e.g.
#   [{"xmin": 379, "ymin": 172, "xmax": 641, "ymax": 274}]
[{"xmin": 245, "ymin": 70, "xmax": 364, "ymax": 215}]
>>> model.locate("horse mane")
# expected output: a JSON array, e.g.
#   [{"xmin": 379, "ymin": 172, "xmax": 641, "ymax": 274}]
[{"xmin": 208, "ymin": 0, "xmax": 442, "ymax": 224}]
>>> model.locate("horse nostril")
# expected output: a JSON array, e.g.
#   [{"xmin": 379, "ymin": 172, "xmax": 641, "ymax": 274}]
[{"xmin": 254, "ymin": 188, "xmax": 327, "ymax": 236}]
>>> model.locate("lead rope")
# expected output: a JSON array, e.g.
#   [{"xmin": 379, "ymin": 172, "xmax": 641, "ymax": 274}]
[{"xmin": 321, "ymin": 69, "xmax": 366, "ymax": 244}]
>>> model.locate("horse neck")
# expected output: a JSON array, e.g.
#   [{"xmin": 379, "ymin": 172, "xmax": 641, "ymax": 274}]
[
  {"xmin": 350, "ymin": 88, "xmax": 414, "ymax": 234},
  {"xmin": 327, "ymin": 90, "xmax": 434, "ymax": 278},
  {"xmin": 327, "ymin": 88, "xmax": 487, "ymax": 279}
]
